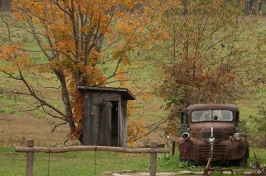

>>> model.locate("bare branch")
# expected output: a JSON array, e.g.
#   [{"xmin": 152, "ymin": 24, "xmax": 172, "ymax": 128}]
[
  {"xmin": 51, "ymin": 0, "xmax": 71, "ymax": 16},
  {"xmin": 51, "ymin": 121, "xmax": 68, "ymax": 133},
  {"xmin": 16, "ymin": 66, "xmax": 67, "ymax": 120},
  {"xmin": 129, "ymin": 118, "xmax": 168, "ymax": 142},
  {"xmin": 2, "ymin": 71, "xmax": 22, "ymax": 80}
]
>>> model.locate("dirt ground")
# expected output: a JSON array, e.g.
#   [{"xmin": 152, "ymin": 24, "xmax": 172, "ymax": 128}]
[
  {"xmin": 101, "ymin": 170, "xmax": 256, "ymax": 176},
  {"xmin": 0, "ymin": 114, "xmax": 77, "ymax": 147},
  {"xmin": 0, "ymin": 113, "xmax": 166, "ymax": 148}
]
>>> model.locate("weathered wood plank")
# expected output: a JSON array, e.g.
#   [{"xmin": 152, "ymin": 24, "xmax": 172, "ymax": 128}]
[
  {"xmin": 16, "ymin": 145, "xmax": 170, "ymax": 154},
  {"xmin": 99, "ymin": 101, "xmax": 112, "ymax": 146},
  {"xmin": 150, "ymin": 142, "xmax": 157, "ymax": 176},
  {"xmin": 102, "ymin": 93, "xmax": 120, "ymax": 101},
  {"xmin": 121, "ymin": 98, "xmax": 127, "ymax": 147},
  {"xmin": 26, "ymin": 139, "xmax": 34, "ymax": 176}
]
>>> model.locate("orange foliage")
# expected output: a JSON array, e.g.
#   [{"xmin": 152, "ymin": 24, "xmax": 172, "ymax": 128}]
[{"xmin": 127, "ymin": 116, "xmax": 147, "ymax": 146}]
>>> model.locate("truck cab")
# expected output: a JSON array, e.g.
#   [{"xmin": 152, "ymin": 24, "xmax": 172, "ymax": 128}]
[{"xmin": 177, "ymin": 104, "xmax": 249, "ymax": 166}]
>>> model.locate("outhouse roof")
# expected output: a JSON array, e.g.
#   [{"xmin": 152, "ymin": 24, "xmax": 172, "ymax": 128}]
[{"xmin": 77, "ymin": 86, "xmax": 135, "ymax": 100}]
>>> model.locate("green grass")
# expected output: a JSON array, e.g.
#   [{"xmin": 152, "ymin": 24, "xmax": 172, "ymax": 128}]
[
  {"xmin": 1, "ymin": 147, "xmax": 265, "ymax": 176},
  {"xmin": 0, "ymin": 147, "xmax": 150, "ymax": 176},
  {"xmin": 0, "ymin": 93, "xmax": 26, "ymax": 116}
]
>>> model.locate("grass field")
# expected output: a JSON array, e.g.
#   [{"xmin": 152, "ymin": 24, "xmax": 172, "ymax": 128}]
[
  {"xmin": 0, "ymin": 146, "xmax": 266, "ymax": 176},
  {"xmin": 0, "ymin": 147, "xmax": 150, "ymax": 176}
]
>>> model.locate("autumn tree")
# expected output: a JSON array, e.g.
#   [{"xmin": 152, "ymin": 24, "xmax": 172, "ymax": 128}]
[
  {"xmin": 143, "ymin": 0, "xmax": 266, "ymax": 138},
  {"xmin": 0, "ymin": 0, "xmax": 145, "ymax": 143}
]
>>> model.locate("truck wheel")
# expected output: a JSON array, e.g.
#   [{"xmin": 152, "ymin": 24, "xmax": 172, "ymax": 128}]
[
  {"xmin": 239, "ymin": 144, "xmax": 249, "ymax": 167},
  {"xmin": 179, "ymin": 154, "xmax": 185, "ymax": 162},
  {"xmin": 179, "ymin": 155, "xmax": 196, "ymax": 166}
]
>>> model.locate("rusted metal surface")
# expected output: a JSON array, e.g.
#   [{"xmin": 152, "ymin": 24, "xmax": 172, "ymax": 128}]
[{"xmin": 178, "ymin": 104, "xmax": 249, "ymax": 166}]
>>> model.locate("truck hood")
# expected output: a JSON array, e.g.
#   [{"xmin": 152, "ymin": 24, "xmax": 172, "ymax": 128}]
[{"xmin": 190, "ymin": 122, "xmax": 235, "ymax": 132}]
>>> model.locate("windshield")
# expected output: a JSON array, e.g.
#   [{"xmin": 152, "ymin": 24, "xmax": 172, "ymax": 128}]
[{"xmin": 191, "ymin": 110, "xmax": 233, "ymax": 122}]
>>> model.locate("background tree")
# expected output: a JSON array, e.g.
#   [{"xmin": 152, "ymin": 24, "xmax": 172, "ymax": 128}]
[
  {"xmin": 0, "ymin": 0, "xmax": 11, "ymax": 11},
  {"xmin": 0, "ymin": 0, "xmax": 145, "ymax": 143},
  {"xmin": 143, "ymin": 0, "xmax": 266, "ymax": 138},
  {"xmin": 244, "ymin": 0, "xmax": 263, "ymax": 15},
  {"xmin": 249, "ymin": 102, "xmax": 266, "ymax": 148}
]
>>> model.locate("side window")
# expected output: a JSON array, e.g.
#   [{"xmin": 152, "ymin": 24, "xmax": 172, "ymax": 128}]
[
  {"xmin": 236, "ymin": 111, "xmax": 239, "ymax": 124},
  {"xmin": 184, "ymin": 111, "xmax": 188, "ymax": 124}
]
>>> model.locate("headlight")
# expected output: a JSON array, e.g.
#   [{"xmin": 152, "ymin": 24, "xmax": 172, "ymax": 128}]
[
  {"xmin": 182, "ymin": 132, "xmax": 190, "ymax": 141},
  {"xmin": 234, "ymin": 133, "xmax": 241, "ymax": 141}
]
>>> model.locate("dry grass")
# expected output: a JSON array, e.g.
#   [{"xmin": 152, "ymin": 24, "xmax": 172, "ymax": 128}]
[{"xmin": 0, "ymin": 114, "xmax": 77, "ymax": 147}]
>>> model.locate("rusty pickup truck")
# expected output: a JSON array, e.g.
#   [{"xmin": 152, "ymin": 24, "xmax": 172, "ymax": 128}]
[{"xmin": 177, "ymin": 104, "xmax": 249, "ymax": 166}]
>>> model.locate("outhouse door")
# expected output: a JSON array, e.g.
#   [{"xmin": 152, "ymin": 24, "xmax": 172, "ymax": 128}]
[
  {"xmin": 99, "ymin": 100, "xmax": 119, "ymax": 146},
  {"xmin": 110, "ymin": 101, "xmax": 119, "ymax": 146}
]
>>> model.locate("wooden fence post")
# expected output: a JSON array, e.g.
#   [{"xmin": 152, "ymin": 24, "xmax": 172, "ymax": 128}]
[
  {"xmin": 15, "ymin": 141, "xmax": 170, "ymax": 176},
  {"xmin": 172, "ymin": 141, "xmax": 176, "ymax": 156},
  {"xmin": 26, "ymin": 139, "xmax": 34, "ymax": 176},
  {"xmin": 150, "ymin": 142, "xmax": 157, "ymax": 176}
]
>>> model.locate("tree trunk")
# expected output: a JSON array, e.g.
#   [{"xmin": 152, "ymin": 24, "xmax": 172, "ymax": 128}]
[
  {"xmin": 249, "ymin": 0, "xmax": 255, "ymax": 14},
  {"xmin": 0, "ymin": 0, "xmax": 12, "ymax": 11},
  {"xmin": 243, "ymin": 0, "xmax": 249, "ymax": 15},
  {"xmin": 258, "ymin": 0, "xmax": 262, "ymax": 14}
]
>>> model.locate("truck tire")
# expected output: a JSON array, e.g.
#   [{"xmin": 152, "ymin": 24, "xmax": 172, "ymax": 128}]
[
  {"xmin": 239, "ymin": 144, "xmax": 249, "ymax": 167},
  {"xmin": 179, "ymin": 154, "xmax": 185, "ymax": 162}
]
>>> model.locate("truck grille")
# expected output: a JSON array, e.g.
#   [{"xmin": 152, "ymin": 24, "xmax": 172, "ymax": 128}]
[
  {"xmin": 201, "ymin": 132, "xmax": 223, "ymax": 140},
  {"xmin": 198, "ymin": 144, "xmax": 227, "ymax": 161}
]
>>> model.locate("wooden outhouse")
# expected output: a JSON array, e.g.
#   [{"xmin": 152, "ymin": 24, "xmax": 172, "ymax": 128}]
[{"xmin": 78, "ymin": 86, "xmax": 135, "ymax": 147}]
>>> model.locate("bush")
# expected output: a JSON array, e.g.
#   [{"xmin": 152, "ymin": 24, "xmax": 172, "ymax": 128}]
[{"xmin": 248, "ymin": 102, "xmax": 266, "ymax": 148}]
